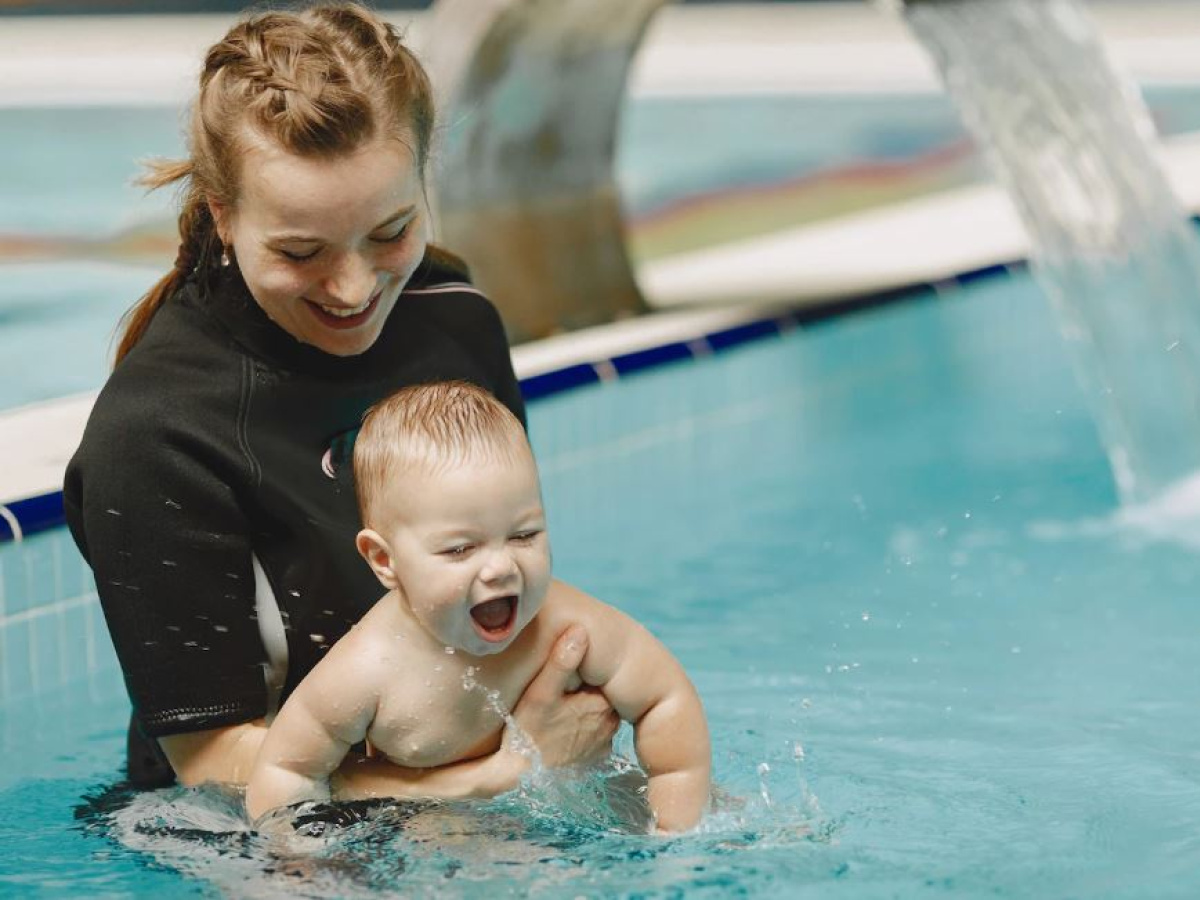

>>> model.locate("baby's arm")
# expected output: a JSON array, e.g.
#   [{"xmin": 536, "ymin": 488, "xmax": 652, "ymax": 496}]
[
  {"xmin": 245, "ymin": 656, "xmax": 377, "ymax": 822},
  {"xmin": 567, "ymin": 588, "xmax": 712, "ymax": 832}
]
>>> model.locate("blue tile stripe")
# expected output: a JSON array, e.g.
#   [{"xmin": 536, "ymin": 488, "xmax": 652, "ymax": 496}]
[
  {"xmin": 1, "ymin": 492, "xmax": 65, "ymax": 542},
  {"xmin": 0, "ymin": 260, "xmax": 1019, "ymax": 544}
]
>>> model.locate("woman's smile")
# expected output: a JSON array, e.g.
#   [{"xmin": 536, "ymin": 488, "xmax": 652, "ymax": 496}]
[{"xmin": 308, "ymin": 288, "xmax": 384, "ymax": 329}]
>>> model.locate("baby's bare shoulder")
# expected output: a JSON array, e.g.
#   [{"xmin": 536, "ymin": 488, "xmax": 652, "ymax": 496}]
[
  {"xmin": 539, "ymin": 581, "xmax": 637, "ymax": 642},
  {"xmin": 317, "ymin": 599, "xmax": 407, "ymax": 684}
]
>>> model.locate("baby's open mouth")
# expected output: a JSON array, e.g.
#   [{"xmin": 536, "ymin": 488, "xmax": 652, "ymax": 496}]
[{"xmin": 469, "ymin": 595, "xmax": 518, "ymax": 642}]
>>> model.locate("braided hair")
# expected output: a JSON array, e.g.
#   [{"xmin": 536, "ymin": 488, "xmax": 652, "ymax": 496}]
[{"xmin": 115, "ymin": 2, "xmax": 434, "ymax": 365}]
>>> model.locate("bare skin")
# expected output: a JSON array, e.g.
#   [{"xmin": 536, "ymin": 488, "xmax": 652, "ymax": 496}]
[
  {"xmin": 248, "ymin": 585, "xmax": 710, "ymax": 831},
  {"xmin": 160, "ymin": 613, "xmax": 619, "ymax": 795},
  {"xmin": 246, "ymin": 448, "xmax": 711, "ymax": 832}
]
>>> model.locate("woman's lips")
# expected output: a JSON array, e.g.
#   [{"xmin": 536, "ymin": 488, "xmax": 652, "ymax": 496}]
[
  {"xmin": 307, "ymin": 291, "xmax": 381, "ymax": 330},
  {"xmin": 469, "ymin": 595, "xmax": 518, "ymax": 643}
]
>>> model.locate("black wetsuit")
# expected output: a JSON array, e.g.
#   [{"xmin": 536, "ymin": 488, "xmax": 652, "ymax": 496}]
[{"xmin": 64, "ymin": 252, "xmax": 524, "ymax": 785}]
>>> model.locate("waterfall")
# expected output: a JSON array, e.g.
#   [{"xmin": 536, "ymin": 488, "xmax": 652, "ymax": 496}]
[{"xmin": 898, "ymin": 0, "xmax": 1200, "ymax": 504}]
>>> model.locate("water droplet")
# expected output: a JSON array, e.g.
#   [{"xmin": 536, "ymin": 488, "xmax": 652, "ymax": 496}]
[
  {"xmin": 757, "ymin": 762, "xmax": 773, "ymax": 807},
  {"xmin": 309, "ymin": 633, "xmax": 325, "ymax": 643},
  {"xmin": 225, "ymin": 572, "xmax": 240, "ymax": 580},
  {"xmin": 164, "ymin": 499, "xmax": 182, "ymax": 509},
  {"xmin": 444, "ymin": 646, "xmax": 455, "ymax": 655},
  {"xmin": 288, "ymin": 590, "xmax": 301, "ymax": 598},
  {"xmin": 166, "ymin": 625, "xmax": 181, "ymax": 632},
  {"xmin": 792, "ymin": 742, "xmax": 805, "ymax": 762},
  {"xmin": 861, "ymin": 611, "xmax": 870, "ymax": 622},
  {"xmin": 105, "ymin": 509, "xmax": 122, "ymax": 517},
  {"xmin": 161, "ymin": 559, "xmax": 177, "ymax": 567},
  {"xmin": 1010, "ymin": 646, "xmax": 1022, "ymax": 654},
  {"xmin": 213, "ymin": 625, "xmax": 229, "ymax": 633}
]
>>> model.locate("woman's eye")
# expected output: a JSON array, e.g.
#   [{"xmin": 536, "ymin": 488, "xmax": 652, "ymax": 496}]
[
  {"xmin": 279, "ymin": 246, "xmax": 320, "ymax": 262},
  {"xmin": 372, "ymin": 221, "xmax": 411, "ymax": 245}
]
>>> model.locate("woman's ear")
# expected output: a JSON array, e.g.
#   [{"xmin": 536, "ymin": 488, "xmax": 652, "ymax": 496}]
[
  {"xmin": 356, "ymin": 528, "xmax": 399, "ymax": 589},
  {"xmin": 206, "ymin": 198, "xmax": 229, "ymax": 244}
]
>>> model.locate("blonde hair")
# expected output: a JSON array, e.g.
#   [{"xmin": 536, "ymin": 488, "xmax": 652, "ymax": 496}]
[
  {"xmin": 354, "ymin": 382, "xmax": 530, "ymax": 527},
  {"xmin": 115, "ymin": 1, "xmax": 435, "ymax": 365}
]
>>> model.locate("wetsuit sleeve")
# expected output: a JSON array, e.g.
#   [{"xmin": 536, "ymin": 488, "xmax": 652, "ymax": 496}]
[{"xmin": 64, "ymin": 394, "xmax": 267, "ymax": 738}]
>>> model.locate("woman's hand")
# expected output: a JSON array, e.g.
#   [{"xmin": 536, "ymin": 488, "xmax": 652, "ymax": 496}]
[{"xmin": 507, "ymin": 625, "xmax": 619, "ymax": 768}]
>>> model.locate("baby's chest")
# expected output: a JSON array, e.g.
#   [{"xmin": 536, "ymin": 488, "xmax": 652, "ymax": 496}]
[{"xmin": 366, "ymin": 669, "xmax": 529, "ymax": 767}]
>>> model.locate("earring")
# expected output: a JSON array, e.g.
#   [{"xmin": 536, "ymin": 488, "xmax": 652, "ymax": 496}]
[{"xmin": 220, "ymin": 248, "xmax": 231, "ymax": 267}]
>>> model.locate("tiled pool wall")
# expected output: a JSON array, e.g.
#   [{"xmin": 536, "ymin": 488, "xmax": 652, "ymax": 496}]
[{"xmin": 0, "ymin": 526, "xmax": 105, "ymax": 703}]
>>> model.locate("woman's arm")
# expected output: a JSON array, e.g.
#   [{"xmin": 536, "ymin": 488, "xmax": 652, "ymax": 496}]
[
  {"xmin": 159, "ymin": 720, "xmax": 269, "ymax": 787},
  {"xmin": 162, "ymin": 625, "xmax": 619, "ymax": 798},
  {"xmin": 161, "ymin": 719, "xmax": 523, "ymax": 804}
]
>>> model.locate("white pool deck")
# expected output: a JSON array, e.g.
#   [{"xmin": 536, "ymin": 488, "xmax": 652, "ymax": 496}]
[{"xmin": 5, "ymin": 1, "xmax": 1200, "ymax": 516}]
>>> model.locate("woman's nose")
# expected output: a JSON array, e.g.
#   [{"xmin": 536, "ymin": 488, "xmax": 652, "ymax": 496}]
[{"xmin": 323, "ymin": 253, "xmax": 375, "ymax": 307}]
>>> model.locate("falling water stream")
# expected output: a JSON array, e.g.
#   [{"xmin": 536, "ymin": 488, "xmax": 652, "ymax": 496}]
[{"xmin": 899, "ymin": 0, "xmax": 1200, "ymax": 505}]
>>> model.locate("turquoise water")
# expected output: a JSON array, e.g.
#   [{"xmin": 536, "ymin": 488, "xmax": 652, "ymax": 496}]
[{"xmin": 4, "ymin": 268, "xmax": 1200, "ymax": 896}]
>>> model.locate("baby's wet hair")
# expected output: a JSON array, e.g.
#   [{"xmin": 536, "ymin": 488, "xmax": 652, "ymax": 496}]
[{"xmin": 354, "ymin": 381, "xmax": 530, "ymax": 527}]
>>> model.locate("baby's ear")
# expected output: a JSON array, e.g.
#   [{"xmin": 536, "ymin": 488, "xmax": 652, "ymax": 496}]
[{"xmin": 356, "ymin": 528, "xmax": 399, "ymax": 589}]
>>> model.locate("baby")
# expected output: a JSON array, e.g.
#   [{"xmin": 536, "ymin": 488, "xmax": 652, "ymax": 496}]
[{"xmin": 246, "ymin": 381, "xmax": 711, "ymax": 832}]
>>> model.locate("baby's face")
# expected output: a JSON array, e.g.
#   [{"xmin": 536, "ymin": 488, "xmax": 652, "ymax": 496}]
[{"xmin": 379, "ymin": 448, "xmax": 551, "ymax": 656}]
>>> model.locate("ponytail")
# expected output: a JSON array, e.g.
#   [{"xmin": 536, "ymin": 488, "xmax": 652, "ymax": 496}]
[{"xmin": 114, "ymin": 160, "xmax": 220, "ymax": 367}]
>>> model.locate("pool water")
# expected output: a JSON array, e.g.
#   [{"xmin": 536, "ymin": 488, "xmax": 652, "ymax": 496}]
[{"xmin": 4, "ymin": 266, "xmax": 1200, "ymax": 897}]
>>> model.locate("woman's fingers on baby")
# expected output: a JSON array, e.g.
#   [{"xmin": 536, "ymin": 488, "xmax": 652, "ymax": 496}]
[
  {"xmin": 553, "ymin": 625, "xmax": 588, "ymax": 668},
  {"xmin": 563, "ymin": 687, "xmax": 619, "ymax": 761},
  {"xmin": 525, "ymin": 626, "xmax": 589, "ymax": 703}
]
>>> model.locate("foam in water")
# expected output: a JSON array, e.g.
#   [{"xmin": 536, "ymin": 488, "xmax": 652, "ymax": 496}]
[{"xmin": 898, "ymin": 0, "xmax": 1200, "ymax": 505}]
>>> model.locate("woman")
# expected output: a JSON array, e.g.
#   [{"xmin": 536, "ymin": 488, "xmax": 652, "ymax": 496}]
[{"xmin": 64, "ymin": 2, "xmax": 617, "ymax": 797}]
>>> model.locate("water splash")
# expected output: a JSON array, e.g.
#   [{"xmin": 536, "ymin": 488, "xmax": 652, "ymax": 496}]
[
  {"xmin": 460, "ymin": 665, "xmax": 539, "ymax": 762},
  {"xmin": 1031, "ymin": 468, "xmax": 1200, "ymax": 550},
  {"xmin": 899, "ymin": 0, "xmax": 1200, "ymax": 504}
]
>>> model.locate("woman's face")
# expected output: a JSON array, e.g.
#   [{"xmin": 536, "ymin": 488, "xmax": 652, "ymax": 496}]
[{"xmin": 210, "ymin": 134, "xmax": 429, "ymax": 357}]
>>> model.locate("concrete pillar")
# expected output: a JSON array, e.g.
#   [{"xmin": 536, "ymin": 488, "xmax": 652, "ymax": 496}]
[{"xmin": 422, "ymin": 0, "xmax": 669, "ymax": 342}]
